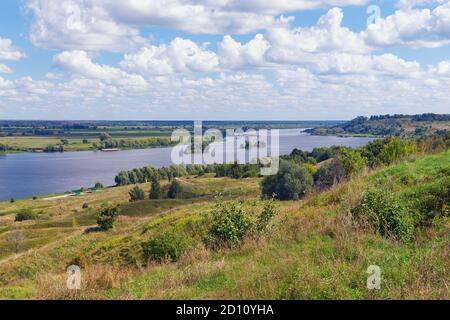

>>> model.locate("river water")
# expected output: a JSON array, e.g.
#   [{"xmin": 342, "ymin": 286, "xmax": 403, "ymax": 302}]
[{"xmin": 0, "ymin": 130, "xmax": 374, "ymax": 200}]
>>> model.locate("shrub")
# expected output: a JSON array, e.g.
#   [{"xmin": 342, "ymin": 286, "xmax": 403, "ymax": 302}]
[
  {"xmin": 204, "ymin": 200, "xmax": 252, "ymax": 249},
  {"xmin": 351, "ymin": 191, "xmax": 415, "ymax": 242},
  {"xmin": 313, "ymin": 159, "xmax": 345, "ymax": 190},
  {"xmin": 380, "ymin": 138, "xmax": 417, "ymax": 165},
  {"xmin": 15, "ymin": 208, "xmax": 38, "ymax": 222},
  {"xmin": 255, "ymin": 199, "xmax": 278, "ymax": 233},
  {"xmin": 261, "ymin": 160, "xmax": 313, "ymax": 200},
  {"xmin": 129, "ymin": 185, "xmax": 145, "ymax": 202},
  {"xmin": 409, "ymin": 177, "xmax": 450, "ymax": 222},
  {"xmin": 142, "ymin": 231, "xmax": 190, "ymax": 262},
  {"xmin": 10, "ymin": 198, "xmax": 14, "ymax": 203},
  {"xmin": 149, "ymin": 177, "xmax": 162, "ymax": 199},
  {"xmin": 337, "ymin": 148, "xmax": 367, "ymax": 177},
  {"xmin": 97, "ymin": 207, "xmax": 120, "ymax": 231}
]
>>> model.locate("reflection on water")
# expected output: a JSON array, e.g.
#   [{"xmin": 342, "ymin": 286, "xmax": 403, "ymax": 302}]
[{"xmin": 0, "ymin": 130, "xmax": 374, "ymax": 200}]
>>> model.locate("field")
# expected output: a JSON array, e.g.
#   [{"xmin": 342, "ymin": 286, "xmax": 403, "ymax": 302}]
[
  {"xmin": 0, "ymin": 120, "xmax": 339, "ymax": 153},
  {"xmin": 0, "ymin": 150, "xmax": 448, "ymax": 300},
  {"xmin": 0, "ymin": 137, "xmax": 95, "ymax": 152}
]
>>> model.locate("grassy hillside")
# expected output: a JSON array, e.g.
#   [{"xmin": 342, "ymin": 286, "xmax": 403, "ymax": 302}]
[{"xmin": 0, "ymin": 150, "xmax": 448, "ymax": 300}]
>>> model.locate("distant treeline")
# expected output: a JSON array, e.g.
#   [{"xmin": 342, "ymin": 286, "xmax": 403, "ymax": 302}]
[
  {"xmin": 307, "ymin": 113, "xmax": 450, "ymax": 137},
  {"xmin": 0, "ymin": 119, "xmax": 342, "ymax": 138},
  {"xmin": 94, "ymin": 137, "xmax": 174, "ymax": 150},
  {"xmin": 369, "ymin": 113, "xmax": 450, "ymax": 122}
]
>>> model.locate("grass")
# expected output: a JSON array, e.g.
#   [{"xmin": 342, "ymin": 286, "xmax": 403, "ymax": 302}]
[
  {"xmin": 0, "ymin": 151, "xmax": 448, "ymax": 300},
  {"xmin": 0, "ymin": 134, "xmax": 174, "ymax": 153},
  {"xmin": 0, "ymin": 137, "xmax": 95, "ymax": 152}
]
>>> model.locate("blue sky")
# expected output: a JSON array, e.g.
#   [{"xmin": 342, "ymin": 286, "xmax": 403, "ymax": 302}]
[{"xmin": 0, "ymin": 0, "xmax": 449, "ymax": 120}]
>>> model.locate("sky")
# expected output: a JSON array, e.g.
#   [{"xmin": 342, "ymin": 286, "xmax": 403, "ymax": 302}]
[{"xmin": 0, "ymin": 0, "xmax": 450, "ymax": 120}]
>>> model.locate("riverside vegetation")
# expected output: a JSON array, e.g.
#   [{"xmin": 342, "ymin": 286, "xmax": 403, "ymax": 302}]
[{"xmin": 0, "ymin": 130, "xmax": 448, "ymax": 299}]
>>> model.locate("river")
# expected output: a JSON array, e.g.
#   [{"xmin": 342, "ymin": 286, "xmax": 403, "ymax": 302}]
[{"xmin": 0, "ymin": 130, "xmax": 374, "ymax": 200}]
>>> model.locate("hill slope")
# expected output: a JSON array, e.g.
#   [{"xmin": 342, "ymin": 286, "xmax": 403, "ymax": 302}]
[{"xmin": 0, "ymin": 150, "xmax": 448, "ymax": 300}]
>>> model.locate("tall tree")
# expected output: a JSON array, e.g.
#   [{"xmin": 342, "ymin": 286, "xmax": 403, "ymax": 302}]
[{"xmin": 149, "ymin": 177, "xmax": 162, "ymax": 199}]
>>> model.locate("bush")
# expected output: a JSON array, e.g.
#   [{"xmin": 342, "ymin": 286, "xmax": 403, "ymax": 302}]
[
  {"xmin": 204, "ymin": 200, "xmax": 252, "ymax": 249},
  {"xmin": 261, "ymin": 160, "xmax": 313, "ymax": 200},
  {"xmin": 337, "ymin": 148, "xmax": 367, "ymax": 177},
  {"xmin": 149, "ymin": 177, "xmax": 162, "ymax": 199},
  {"xmin": 204, "ymin": 199, "xmax": 278, "ymax": 249},
  {"xmin": 351, "ymin": 191, "xmax": 415, "ymax": 242},
  {"xmin": 97, "ymin": 207, "xmax": 120, "ymax": 231},
  {"xmin": 129, "ymin": 185, "xmax": 145, "ymax": 202},
  {"xmin": 255, "ymin": 199, "xmax": 278, "ymax": 233},
  {"xmin": 142, "ymin": 231, "xmax": 190, "ymax": 262},
  {"xmin": 167, "ymin": 179, "xmax": 182, "ymax": 199},
  {"xmin": 409, "ymin": 177, "xmax": 450, "ymax": 222},
  {"xmin": 380, "ymin": 138, "xmax": 417, "ymax": 165},
  {"xmin": 15, "ymin": 208, "xmax": 38, "ymax": 222},
  {"xmin": 313, "ymin": 159, "xmax": 345, "ymax": 190}
]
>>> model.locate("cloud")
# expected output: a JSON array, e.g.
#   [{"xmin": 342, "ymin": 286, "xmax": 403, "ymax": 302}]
[
  {"xmin": 266, "ymin": 8, "xmax": 370, "ymax": 67},
  {"xmin": 3, "ymin": 1, "xmax": 449, "ymax": 119},
  {"xmin": 218, "ymin": 34, "xmax": 270, "ymax": 69},
  {"xmin": 25, "ymin": 0, "xmax": 370, "ymax": 51},
  {"xmin": 0, "ymin": 37, "xmax": 26, "ymax": 61},
  {"xmin": 120, "ymin": 38, "xmax": 219, "ymax": 75},
  {"xmin": 26, "ymin": 0, "xmax": 146, "ymax": 51},
  {"xmin": 53, "ymin": 50, "xmax": 147, "ymax": 88},
  {"xmin": 364, "ymin": 2, "xmax": 450, "ymax": 48},
  {"xmin": 105, "ymin": 0, "xmax": 368, "ymax": 34},
  {"xmin": 0, "ymin": 64, "xmax": 13, "ymax": 74},
  {"xmin": 2, "ymin": 54, "xmax": 450, "ymax": 120}
]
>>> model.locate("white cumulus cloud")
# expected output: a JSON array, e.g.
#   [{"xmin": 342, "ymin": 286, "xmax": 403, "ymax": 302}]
[
  {"xmin": 364, "ymin": 1, "xmax": 450, "ymax": 48},
  {"xmin": 120, "ymin": 38, "xmax": 219, "ymax": 75},
  {"xmin": 0, "ymin": 37, "xmax": 25, "ymax": 61}
]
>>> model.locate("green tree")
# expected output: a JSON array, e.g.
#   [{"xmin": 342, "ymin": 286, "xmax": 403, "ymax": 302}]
[
  {"xmin": 99, "ymin": 133, "xmax": 112, "ymax": 141},
  {"xmin": 97, "ymin": 207, "xmax": 120, "ymax": 231},
  {"xmin": 115, "ymin": 171, "xmax": 130, "ymax": 186},
  {"xmin": 94, "ymin": 182, "xmax": 104, "ymax": 189},
  {"xmin": 149, "ymin": 177, "xmax": 162, "ymax": 199},
  {"xmin": 261, "ymin": 160, "xmax": 313, "ymax": 200},
  {"xmin": 129, "ymin": 185, "xmax": 145, "ymax": 202},
  {"xmin": 167, "ymin": 179, "xmax": 182, "ymax": 199}
]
